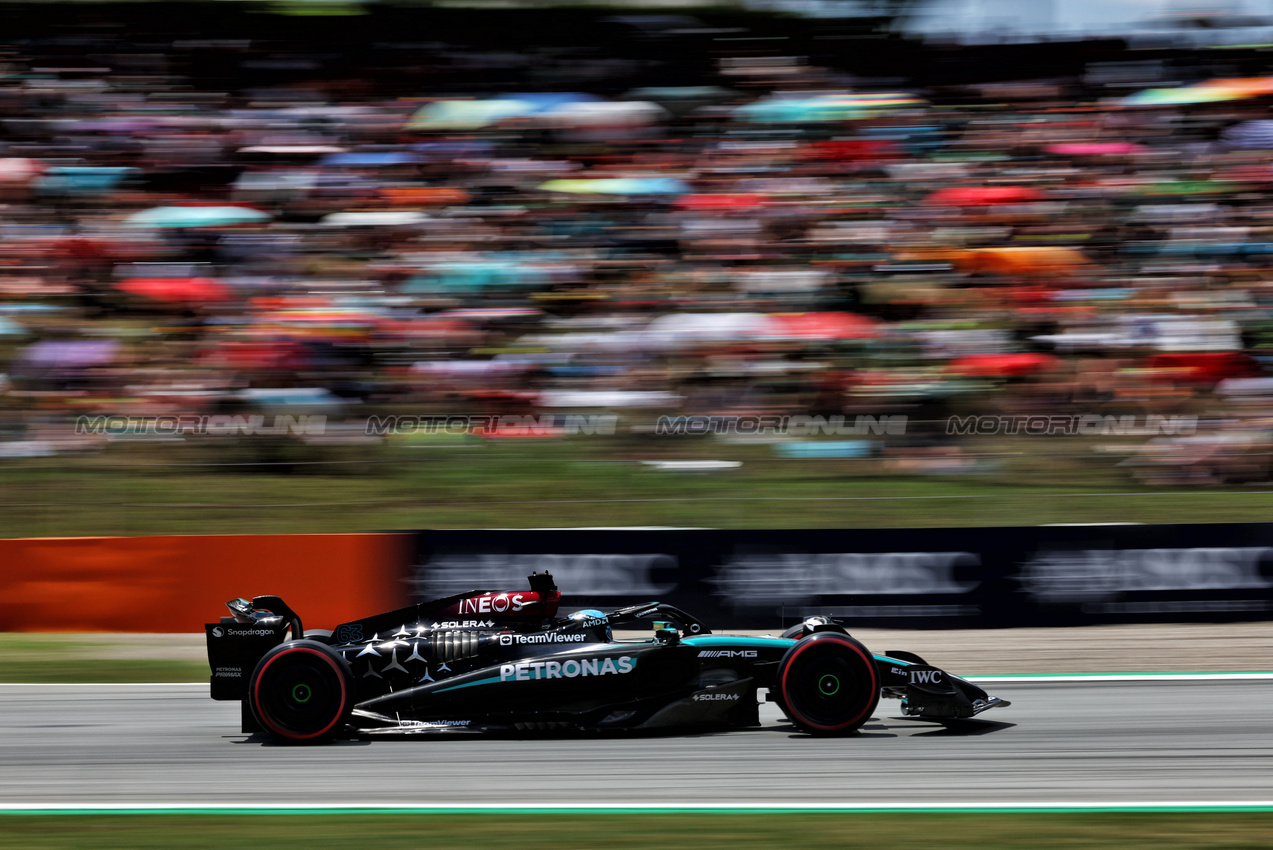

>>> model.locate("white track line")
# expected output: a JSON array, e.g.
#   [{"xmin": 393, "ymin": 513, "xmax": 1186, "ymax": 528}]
[{"xmin": 3, "ymin": 802, "xmax": 1273, "ymax": 812}]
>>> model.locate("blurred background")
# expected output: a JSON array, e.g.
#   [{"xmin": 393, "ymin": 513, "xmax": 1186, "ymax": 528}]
[{"xmin": 6, "ymin": 0, "xmax": 1273, "ymax": 535}]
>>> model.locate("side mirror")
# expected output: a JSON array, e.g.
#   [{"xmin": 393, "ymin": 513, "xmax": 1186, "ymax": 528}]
[{"xmin": 655, "ymin": 627, "xmax": 680, "ymax": 645}]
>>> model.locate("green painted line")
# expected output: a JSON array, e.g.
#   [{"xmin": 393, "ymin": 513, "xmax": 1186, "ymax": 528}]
[{"xmin": 4, "ymin": 804, "xmax": 1273, "ymax": 815}]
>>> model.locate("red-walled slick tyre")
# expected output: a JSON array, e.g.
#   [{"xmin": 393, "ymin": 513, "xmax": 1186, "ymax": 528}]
[
  {"xmin": 776, "ymin": 632, "xmax": 880, "ymax": 736},
  {"xmin": 249, "ymin": 640, "xmax": 353, "ymax": 744}
]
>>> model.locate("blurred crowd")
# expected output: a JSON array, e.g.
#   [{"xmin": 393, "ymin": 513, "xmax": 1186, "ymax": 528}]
[{"xmin": 5, "ymin": 16, "xmax": 1273, "ymax": 483}]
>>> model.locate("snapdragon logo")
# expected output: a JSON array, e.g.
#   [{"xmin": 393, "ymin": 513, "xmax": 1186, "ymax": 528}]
[{"xmin": 499, "ymin": 656, "xmax": 636, "ymax": 682}]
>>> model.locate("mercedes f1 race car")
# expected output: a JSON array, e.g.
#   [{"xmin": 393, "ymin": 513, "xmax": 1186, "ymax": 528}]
[{"xmin": 206, "ymin": 572, "xmax": 1009, "ymax": 743}]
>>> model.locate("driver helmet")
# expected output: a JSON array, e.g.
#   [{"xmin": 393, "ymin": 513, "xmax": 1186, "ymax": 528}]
[{"xmin": 569, "ymin": 608, "xmax": 613, "ymax": 642}]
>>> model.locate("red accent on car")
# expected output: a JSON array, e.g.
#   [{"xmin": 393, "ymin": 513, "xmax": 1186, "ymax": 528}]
[{"xmin": 435, "ymin": 591, "xmax": 556, "ymax": 619}]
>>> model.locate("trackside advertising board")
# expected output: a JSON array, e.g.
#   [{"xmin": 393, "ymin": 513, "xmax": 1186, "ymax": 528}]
[
  {"xmin": 412, "ymin": 526, "xmax": 1273, "ymax": 629},
  {"xmin": 4, "ymin": 526, "xmax": 1273, "ymax": 632}
]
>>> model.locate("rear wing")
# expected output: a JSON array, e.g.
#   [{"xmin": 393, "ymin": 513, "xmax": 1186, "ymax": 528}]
[{"xmin": 205, "ymin": 595, "xmax": 302, "ymax": 700}]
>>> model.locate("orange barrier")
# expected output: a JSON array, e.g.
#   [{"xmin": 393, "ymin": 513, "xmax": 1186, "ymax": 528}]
[{"xmin": 0, "ymin": 534, "xmax": 413, "ymax": 632}]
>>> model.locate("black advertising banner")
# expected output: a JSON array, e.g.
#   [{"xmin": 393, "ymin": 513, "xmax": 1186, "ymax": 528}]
[{"xmin": 409, "ymin": 526, "xmax": 1273, "ymax": 630}]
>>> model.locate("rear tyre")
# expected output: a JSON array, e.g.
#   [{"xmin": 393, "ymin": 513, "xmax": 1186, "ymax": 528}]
[
  {"xmin": 776, "ymin": 632, "xmax": 880, "ymax": 736},
  {"xmin": 249, "ymin": 640, "xmax": 353, "ymax": 744}
]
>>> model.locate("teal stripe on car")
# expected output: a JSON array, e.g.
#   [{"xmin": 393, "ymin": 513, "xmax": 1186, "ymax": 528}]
[
  {"xmin": 435, "ymin": 675, "xmax": 501, "ymax": 693},
  {"xmin": 681, "ymin": 636, "xmax": 793, "ymax": 649}
]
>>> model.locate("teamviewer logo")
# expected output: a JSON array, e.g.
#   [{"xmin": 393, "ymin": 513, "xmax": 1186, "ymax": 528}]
[{"xmin": 499, "ymin": 634, "xmax": 512, "ymax": 646}]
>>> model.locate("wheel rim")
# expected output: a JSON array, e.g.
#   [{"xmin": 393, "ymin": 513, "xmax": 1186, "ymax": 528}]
[
  {"xmin": 255, "ymin": 649, "xmax": 346, "ymax": 739},
  {"xmin": 782, "ymin": 641, "xmax": 875, "ymax": 730}
]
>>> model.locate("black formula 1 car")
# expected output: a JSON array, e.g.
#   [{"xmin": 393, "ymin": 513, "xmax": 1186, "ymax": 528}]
[{"xmin": 206, "ymin": 572, "xmax": 1009, "ymax": 743}]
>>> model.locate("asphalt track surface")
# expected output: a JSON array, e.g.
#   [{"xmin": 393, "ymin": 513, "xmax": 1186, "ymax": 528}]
[{"xmin": 2, "ymin": 678, "xmax": 1272, "ymax": 810}]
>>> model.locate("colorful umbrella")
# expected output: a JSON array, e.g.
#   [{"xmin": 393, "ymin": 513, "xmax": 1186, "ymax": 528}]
[
  {"xmin": 644, "ymin": 312, "xmax": 771, "ymax": 346},
  {"xmin": 0, "ymin": 158, "xmax": 44, "ymax": 183},
  {"xmin": 926, "ymin": 186, "xmax": 1044, "ymax": 207},
  {"xmin": 675, "ymin": 193, "xmax": 766, "ymax": 211},
  {"xmin": 1044, "ymin": 142, "xmax": 1149, "ymax": 156},
  {"xmin": 765, "ymin": 312, "xmax": 878, "ymax": 340},
  {"xmin": 238, "ymin": 145, "xmax": 348, "ymax": 155},
  {"xmin": 36, "ymin": 166, "xmax": 137, "ymax": 195},
  {"xmin": 205, "ymin": 340, "xmax": 309, "ymax": 371},
  {"xmin": 496, "ymin": 92, "xmax": 603, "ymax": 112},
  {"xmin": 955, "ymin": 246, "xmax": 1087, "ymax": 275},
  {"xmin": 1122, "ymin": 86, "xmax": 1244, "ymax": 107},
  {"xmin": 406, "ymin": 99, "xmax": 537, "ymax": 131},
  {"xmin": 1146, "ymin": 352, "xmax": 1260, "ymax": 385},
  {"xmin": 319, "ymin": 211, "xmax": 430, "ymax": 227},
  {"xmin": 256, "ymin": 308, "xmax": 383, "ymax": 339},
  {"xmin": 379, "ymin": 187, "xmax": 470, "ymax": 206},
  {"xmin": 117, "ymin": 277, "xmax": 233, "ymax": 304},
  {"xmin": 623, "ymin": 86, "xmax": 738, "ymax": 116},
  {"xmin": 737, "ymin": 92, "xmax": 924, "ymax": 123},
  {"xmin": 948, "ymin": 353, "xmax": 1060, "ymax": 377},
  {"xmin": 440, "ymin": 307, "xmax": 541, "ymax": 320},
  {"xmin": 124, "ymin": 206, "xmax": 272, "ymax": 228},
  {"xmin": 538, "ymin": 177, "xmax": 688, "ymax": 196},
  {"xmin": 537, "ymin": 100, "xmax": 667, "ymax": 126},
  {"xmin": 19, "ymin": 339, "xmax": 119, "ymax": 368},
  {"xmin": 319, "ymin": 151, "xmax": 421, "ymax": 167},
  {"xmin": 1222, "ymin": 120, "xmax": 1273, "ymax": 150},
  {"xmin": 1186, "ymin": 76, "xmax": 1273, "ymax": 99}
]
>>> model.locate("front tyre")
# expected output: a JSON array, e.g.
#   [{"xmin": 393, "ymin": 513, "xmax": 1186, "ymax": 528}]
[
  {"xmin": 249, "ymin": 640, "xmax": 353, "ymax": 744},
  {"xmin": 776, "ymin": 633, "xmax": 880, "ymax": 736}
]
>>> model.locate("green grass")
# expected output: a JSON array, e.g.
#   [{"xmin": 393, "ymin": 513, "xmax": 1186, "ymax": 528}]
[
  {"xmin": 3, "ymin": 436, "xmax": 1273, "ymax": 536},
  {"xmin": 2, "ymin": 813, "xmax": 1272, "ymax": 848},
  {"xmin": 0, "ymin": 658, "xmax": 206, "ymax": 683},
  {"xmin": 0, "ymin": 634, "xmax": 207, "ymax": 683}
]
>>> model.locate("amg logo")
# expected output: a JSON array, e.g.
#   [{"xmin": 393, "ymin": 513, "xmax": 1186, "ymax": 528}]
[
  {"xmin": 697, "ymin": 650, "xmax": 759, "ymax": 658},
  {"xmin": 910, "ymin": 669, "xmax": 943, "ymax": 685}
]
